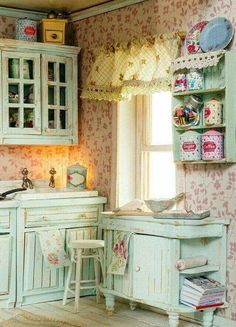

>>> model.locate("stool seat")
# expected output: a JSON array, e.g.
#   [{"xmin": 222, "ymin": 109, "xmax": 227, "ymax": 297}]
[
  {"xmin": 70, "ymin": 239, "xmax": 104, "ymax": 249},
  {"xmin": 63, "ymin": 239, "xmax": 104, "ymax": 313}
]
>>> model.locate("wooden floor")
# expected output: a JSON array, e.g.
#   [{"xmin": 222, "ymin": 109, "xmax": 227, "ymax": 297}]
[{"xmin": 0, "ymin": 297, "xmax": 200, "ymax": 327}]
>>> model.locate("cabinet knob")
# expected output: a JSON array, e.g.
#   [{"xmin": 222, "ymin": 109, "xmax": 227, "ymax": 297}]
[{"xmin": 135, "ymin": 266, "xmax": 141, "ymax": 272}]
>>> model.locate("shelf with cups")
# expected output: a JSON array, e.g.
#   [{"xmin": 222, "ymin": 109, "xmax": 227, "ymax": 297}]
[{"xmin": 172, "ymin": 50, "xmax": 236, "ymax": 164}]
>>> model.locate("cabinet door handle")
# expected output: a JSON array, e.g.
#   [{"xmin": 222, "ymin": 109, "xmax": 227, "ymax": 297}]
[{"xmin": 135, "ymin": 266, "xmax": 141, "ymax": 272}]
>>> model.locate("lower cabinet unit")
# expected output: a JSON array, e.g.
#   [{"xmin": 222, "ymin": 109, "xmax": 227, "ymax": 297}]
[
  {"xmin": 100, "ymin": 213, "xmax": 229, "ymax": 327},
  {"xmin": 0, "ymin": 204, "xmax": 18, "ymax": 308},
  {"xmin": 16, "ymin": 196, "xmax": 106, "ymax": 306}
]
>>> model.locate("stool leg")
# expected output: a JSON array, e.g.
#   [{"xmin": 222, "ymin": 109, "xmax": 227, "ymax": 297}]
[
  {"xmin": 98, "ymin": 247, "xmax": 104, "ymax": 278},
  {"xmin": 94, "ymin": 255, "xmax": 101, "ymax": 304},
  {"xmin": 63, "ymin": 262, "xmax": 73, "ymax": 305},
  {"xmin": 74, "ymin": 248, "xmax": 82, "ymax": 313}
]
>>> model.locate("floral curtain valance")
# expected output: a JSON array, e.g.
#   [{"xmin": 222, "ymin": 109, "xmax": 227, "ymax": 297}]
[{"xmin": 81, "ymin": 33, "xmax": 181, "ymax": 102}]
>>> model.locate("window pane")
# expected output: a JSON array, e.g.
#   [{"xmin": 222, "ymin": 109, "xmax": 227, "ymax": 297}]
[
  {"xmin": 150, "ymin": 92, "xmax": 172, "ymax": 145},
  {"xmin": 149, "ymin": 151, "xmax": 176, "ymax": 199}
]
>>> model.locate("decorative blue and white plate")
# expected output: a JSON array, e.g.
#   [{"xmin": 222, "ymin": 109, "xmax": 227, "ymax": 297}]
[{"xmin": 199, "ymin": 17, "xmax": 234, "ymax": 52}]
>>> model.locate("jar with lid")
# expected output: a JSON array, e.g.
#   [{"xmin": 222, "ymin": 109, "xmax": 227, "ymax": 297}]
[
  {"xmin": 173, "ymin": 95, "xmax": 203, "ymax": 128},
  {"xmin": 186, "ymin": 69, "xmax": 204, "ymax": 90},
  {"xmin": 204, "ymin": 98, "xmax": 223, "ymax": 126},
  {"xmin": 67, "ymin": 162, "xmax": 87, "ymax": 189},
  {"xmin": 180, "ymin": 130, "xmax": 201, "ymax": 161},
  {"xmin": 201, "ymin": 129, "xmax": 224, "ymax": 160}
]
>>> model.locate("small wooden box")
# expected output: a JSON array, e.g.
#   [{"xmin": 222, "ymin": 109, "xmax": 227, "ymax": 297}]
[{"xmin": 40, "ymin": 19, "xmax": 67, "ymax": 44}]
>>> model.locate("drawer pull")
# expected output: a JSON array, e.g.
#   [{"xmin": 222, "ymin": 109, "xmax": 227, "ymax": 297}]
[
  {"xmin": 135, "ymin": 266, "xmax": 141, "ymax": 272},
  {"xmin": 51, "ymin": 33, "xmax": 58, "ymax": 39},
  {"xmin": 42, "ymin": 216, "xmax": 48, "ymax": 221}
]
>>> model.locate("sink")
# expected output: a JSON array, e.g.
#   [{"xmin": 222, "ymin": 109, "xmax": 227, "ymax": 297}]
[{"xmin": 14, "ymin": 187, "xmax": 98, "ymax": 200}]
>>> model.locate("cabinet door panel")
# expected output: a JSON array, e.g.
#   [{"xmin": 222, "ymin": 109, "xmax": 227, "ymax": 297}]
[
  {"xmin": 0, "ymin": 235, "xmax": 11, "ymax": 295},
  {"xmin": 2, "ymin": 52, "xmax": 41, "ymax": 135},
  {"xmin": 133, "ymin": 234, "xmax": 172, "ymax": 303},
  {"xmin": 23, "ymin": 231, "xmax": 63, "ymax": 291},
  {"xmin": 41, "ymin": 54, "xmax": 73, "ymax": 137},
  {"xmin": 66, "ymin": 227, "xmax": 97, "ymax": 283}
]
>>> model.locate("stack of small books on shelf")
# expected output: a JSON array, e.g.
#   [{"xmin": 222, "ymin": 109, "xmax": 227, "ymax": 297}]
[{"xmin": 180, "ymin": 276, "xmax": 226, "ymax": 310}]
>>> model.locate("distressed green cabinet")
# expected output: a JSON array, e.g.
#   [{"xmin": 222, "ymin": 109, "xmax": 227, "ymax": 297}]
[
  {"xmin": 100, "ymin": 213, "xmax": 229, "ymax": 327},
  {"xmin": 16, "ymin": 196, "xmax": 106, "ymax": 306},
  {"xmin": 172, "ymin": 51, "xmax": 236, "ymax": 163},
  {"xmin": 0, "ymin": 38, "xmax": 80, "ymax": 145},
  {"xmin": 0, "ymin": 203, "xmax": 18, "ymax": 308}
]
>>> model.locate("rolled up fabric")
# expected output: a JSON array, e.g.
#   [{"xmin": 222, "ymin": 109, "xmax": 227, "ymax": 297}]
[{"xmin": 175, "ymin": 256, "xmax": 208, "ymax": 270}]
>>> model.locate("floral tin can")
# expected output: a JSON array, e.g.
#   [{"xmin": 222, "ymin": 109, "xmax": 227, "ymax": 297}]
[
  {"xmin": 201, "ymin": 129, "xmax": 224, "ymax": 160},
  {"xmin": 180, "ymin": 130, "xmax": 201, "ymax": 161},
  {"xmin": 186, "ymin": 69, "xmax": 204, "ymax": 90},
  {"xmin": 16, "ymin": 18, "xmax": 37, "ymax": 42},
  {"xmin": 204, "ymin": 98, "xmax": 223, "ymax": 126},
  {"xmin": 67, "ymin": 163, "xmax": 87, "ymax": 189}
]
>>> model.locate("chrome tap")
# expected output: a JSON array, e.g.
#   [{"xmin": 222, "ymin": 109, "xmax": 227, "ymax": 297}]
[
  {"xmin": 21, "ymin": 168, "xmax": 33, "ymax": 189},
  {"xmin": 49, "ymin": 168, "xmax": 56, "ymax": 188}
]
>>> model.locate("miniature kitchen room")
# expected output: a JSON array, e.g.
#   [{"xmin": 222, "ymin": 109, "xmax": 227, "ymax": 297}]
[{"xmin": 0, "ymin": 0, "xmax": 234, "ymax": 327}]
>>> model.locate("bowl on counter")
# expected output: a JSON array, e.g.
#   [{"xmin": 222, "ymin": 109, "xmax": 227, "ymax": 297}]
[{"xmin": 144, "ymin": 193, "xmax": 185, "ymax": 213}]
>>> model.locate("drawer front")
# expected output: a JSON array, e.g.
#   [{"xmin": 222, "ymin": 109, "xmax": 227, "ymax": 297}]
[
  {"xmin": 45, "ymin": 30, "xmax": 64, "ymax": 43},
  {"xmin": 0, "ymin": 209, "xmax": 11, "ymax": 229},
  {"xmin": 25, "ymin": 205, "xmax": 99, "ymax": 227}
]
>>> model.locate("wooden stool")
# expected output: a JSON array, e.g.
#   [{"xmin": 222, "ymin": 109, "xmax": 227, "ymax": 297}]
[{"xmin": 63, "ymin": 239, "xmax": 104, "ymax": 312}]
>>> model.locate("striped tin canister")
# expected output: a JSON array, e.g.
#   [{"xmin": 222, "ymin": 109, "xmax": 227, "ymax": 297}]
[
  {"xmin": 201, "ymin": 129, "xmax": 224, "ymax": 160},
  {"xmin": 180, "ymin": 130, "xmax": 201, "ymax": 161},
  {"xmin": 16, "ymin": 18, "xmax": 37, "ymax": 42}
]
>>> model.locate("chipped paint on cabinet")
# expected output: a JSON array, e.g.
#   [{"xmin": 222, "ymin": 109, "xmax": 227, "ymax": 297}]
[{"xmin": 100, "ymin": 214, "xmax": 229, "ymax": 327}]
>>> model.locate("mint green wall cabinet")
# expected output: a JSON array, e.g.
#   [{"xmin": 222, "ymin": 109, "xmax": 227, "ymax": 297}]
[
  {"xmin": 0, "ymin": 203, "xmax": 18, "ymax": 308},
  {"xmin": 16, "ymin": 196, "xmax": 106, "ymax": 306},
  {"xmin": 100, "ymin": 214, "xmax": 229, "ymax": 327},
  {"xmin": 0, "ymin": 38, "xmax": 80, "ymax": 145},
  {"xmin": 172, "ymin": 51, "xmax": 236, "ymax": 163}
]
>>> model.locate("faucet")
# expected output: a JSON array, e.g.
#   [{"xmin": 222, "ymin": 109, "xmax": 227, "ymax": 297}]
[
  {"xmin": 21, "ymin": 168, "xmax": 34, "ymax": 189},
  {"xmin": 49, "ymin": 168, "xmax": 56, "ymax": 188}
]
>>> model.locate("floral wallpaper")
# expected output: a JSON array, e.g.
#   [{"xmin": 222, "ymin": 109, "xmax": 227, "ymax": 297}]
[{"xmin": 73, "ymin": 0, "xmax": 236, "ymax": 321}]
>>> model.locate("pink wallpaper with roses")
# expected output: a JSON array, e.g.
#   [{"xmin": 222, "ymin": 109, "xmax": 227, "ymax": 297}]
[
  {"xmin": 0, "ymin": 0, "xmax": 236, "ymax": 321},
  {"xmin": 73, "ymin": 0, "xmax": 236, "ymax": 320}
]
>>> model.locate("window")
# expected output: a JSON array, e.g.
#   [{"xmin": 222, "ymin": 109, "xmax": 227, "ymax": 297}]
[
  {"xmin": 136, "ymin": 92, "xmax": 176, "ymax": 200},
  {"xmin": 114, "ymin": 92, "xmax": 176, "ymax": 208}
]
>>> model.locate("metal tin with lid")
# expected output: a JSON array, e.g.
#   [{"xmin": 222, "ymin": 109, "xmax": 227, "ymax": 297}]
[
  {"xmin": 204, "ymin": 98, "xmax": 223, "ymax": 126},
  {"xmin": 67, "ymin": 162, "xmax": 87, "ymax": 189},
  {"xmin": 16, "ymin": 18, "xmax": 37, "ymax": 42},
  {"xmin": 180, "ymin": 130, "xmax": 201, "ymax": 161},
  {"xmin": 201, "ymin": 129, "xmax": 224, "ymax": 160}
]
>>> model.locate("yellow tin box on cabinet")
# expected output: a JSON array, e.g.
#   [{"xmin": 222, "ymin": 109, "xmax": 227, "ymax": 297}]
[{"xmin": 40, "ymin": 19, "xmax": 67, "ymax": 44}]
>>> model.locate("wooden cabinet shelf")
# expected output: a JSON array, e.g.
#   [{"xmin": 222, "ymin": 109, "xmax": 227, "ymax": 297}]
[
  {"xmin": 172, "ymin": 51, "xmax": 236, "ymax": 163},
  {"xmin": 179, "ymin": 265, "xmax": 220, "ymax": 275}
]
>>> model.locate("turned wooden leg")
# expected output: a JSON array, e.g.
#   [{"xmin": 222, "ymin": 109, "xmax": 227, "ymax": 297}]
[
  {"xmin": 74, "ymin": 249, "xmax": 82, "ymax": 313},
  {"xmin": 94, "ymin": 256, "xmax": 101, "ymax": 304},
  {"xmin": 168, "ymin": 312, "xmax": 179, "ymax": 327},
  {"xmin": 202, "ymin": 311, "xmax": 214, "ymax": 327},
  {"xmin": 129, "ymin": 301, "xmax": 137, "ymax": 311},
  {"xmin": 105, "ymin": 294, "xmax": 115, "ymax": 316}
]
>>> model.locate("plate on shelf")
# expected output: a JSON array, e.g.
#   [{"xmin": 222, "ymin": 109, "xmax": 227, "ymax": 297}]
[
  {"xmin": 199, "ymin": 17, "xmax": 234, "ymax": 52},
  {"xmin": 185, "ymin": 21, "xmax": 208, "ymax": 54}
]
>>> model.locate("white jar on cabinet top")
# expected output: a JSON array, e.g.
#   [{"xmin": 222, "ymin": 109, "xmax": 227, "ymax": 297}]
[
  {"xmin": 201, "ymin": 129, "xmax": 224, "ymax": 160},
  {"xmin": 180, "ymin": 130, "xmax": 201, "ymax": 161},
  {"xmin": 204, "ymin": 98, "xmax": 223, "ymax": 126}
]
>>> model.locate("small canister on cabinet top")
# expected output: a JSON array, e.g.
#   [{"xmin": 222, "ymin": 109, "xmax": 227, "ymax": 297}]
[
  {"xmin": 16, "ymin": 18, "xmax": 37, "ymax": 42},
  {"xmin": 201, "ymin": 129, "xmax": 224, "ymax": 160},
  {"xmin": 67, "ymin": 163, "xmax": 87, "ymax": 189},
  {"xmin": 204, "ymin": 98, "xmax": 223, "ymax": 126},
  {"xmin": 180, "ymin": 130, "xmax": 201, "ymax": 161}
]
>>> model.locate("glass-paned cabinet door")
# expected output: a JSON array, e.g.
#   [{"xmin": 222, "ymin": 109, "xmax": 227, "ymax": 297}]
[
  {"xmin": 2, "ymin": 52, "xmax": 41, "ymax": 134},
  {"xmin": 41, "ymin": 55, "xmax": 73, "ymax": 136}
]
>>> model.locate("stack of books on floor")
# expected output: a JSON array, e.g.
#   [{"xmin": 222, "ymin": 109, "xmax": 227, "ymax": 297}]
[{"xmin": 180, "ymin": 276, "xmax": 225, "ymax": 310}]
